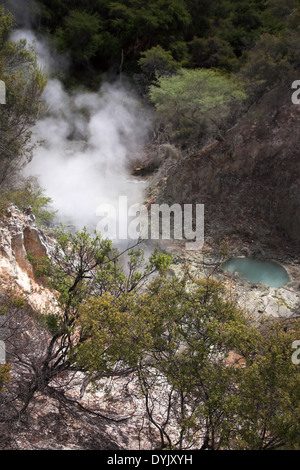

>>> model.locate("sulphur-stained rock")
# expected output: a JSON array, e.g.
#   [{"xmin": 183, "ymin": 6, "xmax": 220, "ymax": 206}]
[
  {"xmin": 24, "ymin": 226, "xmax": 48, "ymax": 260},
  {"xmin": 0, "ymin": 205, "xmax": 58, "ymax": 313},
  {"xmin": 11, "ymin": 232, "xmax": 35, "ymax": 279}
]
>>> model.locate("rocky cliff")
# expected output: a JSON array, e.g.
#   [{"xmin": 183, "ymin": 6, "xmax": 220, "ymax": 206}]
[
  {"xmin": 0, "ymin": 205, "xmax": 58, "ymax": 312},
  {"xmin": 152, "ymin": 82, "xmax": 300, "ymax": 255},
  {"xmin": 0, "ymin": 207, "xmax": 139, "ymax": 450}
]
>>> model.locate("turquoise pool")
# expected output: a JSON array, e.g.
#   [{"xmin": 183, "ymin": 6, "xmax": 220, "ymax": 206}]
[{"xmin": 222, "ymin": 257, "xmax": 290, "ymax": 288}]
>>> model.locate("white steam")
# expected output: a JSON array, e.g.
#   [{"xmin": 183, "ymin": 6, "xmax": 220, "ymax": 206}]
[
  {"xmin": 26, "ymin": 79, "xmax": 150, "ymax": 230},
  {"xmin": 12, "ymin": 30, "xmax": 151, "ymax": 234},
  {"xmin": 10, "ymin": 29, "xmax": 69, "ymax": 73}
]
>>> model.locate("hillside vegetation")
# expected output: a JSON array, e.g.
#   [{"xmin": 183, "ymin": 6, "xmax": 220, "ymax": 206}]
[{"xmin": 0, "ymin": 1, "xmax": 300, "ymax": 451}]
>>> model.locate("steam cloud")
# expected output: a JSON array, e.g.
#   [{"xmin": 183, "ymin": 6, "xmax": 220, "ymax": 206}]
[
  {"xmin": 12, "ymin": 30, "xmax": 151, "ymax": 234},
  {"xmin": 26, "ymin": 79, "xmax": 150, "ymax": 231}
]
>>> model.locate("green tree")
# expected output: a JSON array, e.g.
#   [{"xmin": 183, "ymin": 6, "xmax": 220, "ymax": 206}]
[
  {"xmin": 18, "ymin": 227, "xmax": 171, "ymax": 414},
  {"xmin": 0, "ymin": 180, "xmax": 56, "ymax": 225},
  {"xmin": 0, "ymin": 7, "xmax": 47, "ymax": 189},
  {"xmin": 149, "ymin": 68, "xmax": 246, "ymax": 144},
  {"xmin": 229, "ymin": 318, "xmax": 300, "ymax": 450},
  {"xmin": 189, "ymin": 36, "xmax": 238, "ymax": 72},
  {"xmin": 108, "ymin": 0, "xmax": 191, "ymax": 55},
  {"xmin": 138, "ymin": 45, "xmax": 181, "ymax": 81},
  {"xmin": 77, "ymin": 270, "xmax": 300, "ymax": 450},
  {"xmin": 54, "ymin": 10, "xmax": 103, "ymax": 66},
  {"xmin": 128, "ymin": 273, "xmax": 256, "ymax": 450}
]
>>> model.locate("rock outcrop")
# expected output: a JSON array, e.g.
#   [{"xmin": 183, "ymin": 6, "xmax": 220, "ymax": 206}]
[
  {"xmin": 0, "ymin": 205, "xmax": 58, "ymax": 312},
  {"xmin": 153, "ymin": 82, "xmax": 300, "ymax": 253}
]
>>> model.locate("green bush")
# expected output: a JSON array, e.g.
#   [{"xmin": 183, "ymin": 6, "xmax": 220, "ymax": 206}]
[
  {"xmin": 149, "ymin": 68, "xmax": 246, "ymax": 144},
  {"xmin": 0, "ymin": 181, "xmax": 56, "ymax": 226}
]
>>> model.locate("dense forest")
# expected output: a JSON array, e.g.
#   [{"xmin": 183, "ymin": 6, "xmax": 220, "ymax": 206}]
[
  {"xmin": 21, "ymin": 2, "xmax": 300, "ymax": 67},
  {"xmin": 5, "ymin": 0, "xmax": 300, "ymax": 83},
  {"xmin": 0, "ymin": 0, "xmax": 300, "ymax": 452}
]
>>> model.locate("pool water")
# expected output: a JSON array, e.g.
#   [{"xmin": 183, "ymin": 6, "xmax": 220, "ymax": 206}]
[{"xmin": 222, "ymin": 258, "xmax": 290, "ymax": 288}]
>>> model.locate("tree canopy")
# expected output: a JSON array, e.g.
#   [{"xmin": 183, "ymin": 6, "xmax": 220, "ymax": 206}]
[
  {"xmin": 6, "ymin": 0, "xmax": 299, "ymax": 79},
  {"xmin": 149, "ymin": 68, "xmax": 246, "ymax": 143}
]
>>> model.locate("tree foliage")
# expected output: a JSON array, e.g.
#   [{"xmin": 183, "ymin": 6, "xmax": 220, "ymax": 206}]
[
  {"xmin": 55, "ymin": 10, "xmax": 105, "ymax": 66},
  {"xmin": 230, "ymin": 318, "xmax": 300, "ymax": 450},
  {"xmin": 15, "ymin": 0, "xmax": 299, "ymax": 77},
  {"xmin": 138, "ymin": 45, "xmax": 181, "ymax": 80},
  {"xmin": 73, "ymin": 267, "xmax": 300, "ymax": 450},
  {"xmin": 149, "ymin": 68, "xmax": 246, "ymax": 143},
  {"xmin": 1, "ymin": 226, "xmax": 299, "ymax": 450},
  {"xmin": 15, "ymin": 227, "xmax": 171, "ymax": 413},
  {"xmin": 0, "ymin": 180, "xmax": 56, "ymax": 225},
  {"xmin": 0, "ymin": 7, "xmax": 47, "ymax": 189}
]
